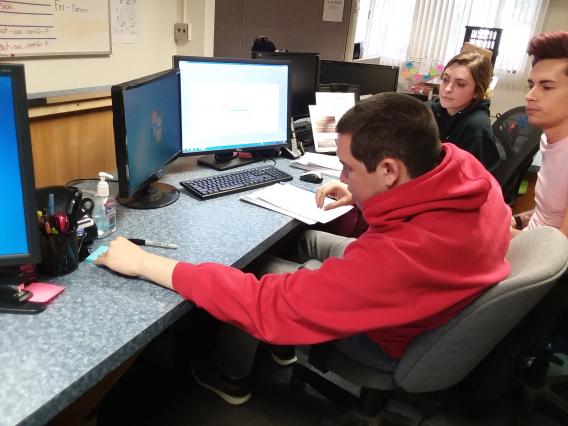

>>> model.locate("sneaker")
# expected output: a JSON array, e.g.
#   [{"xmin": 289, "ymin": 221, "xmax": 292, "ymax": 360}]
[
  {"xmin": 266, "ymin": 344, "xmax": 297, "ymax": 366},
  {"xmin": 190, "ymin": 356, "xmax": 251, "ymax": 405}
]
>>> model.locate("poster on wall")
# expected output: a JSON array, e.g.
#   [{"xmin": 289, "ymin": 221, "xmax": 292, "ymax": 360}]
[
  {"xmin": 323, "ymin": 0, "xmax": 344, "ymax": 22},
  {"xmin": 111, "ymin": 0, "xmax": 139, "ymax": 44}
]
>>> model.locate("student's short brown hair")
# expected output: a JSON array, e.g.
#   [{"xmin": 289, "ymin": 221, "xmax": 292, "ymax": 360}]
[
  {"xmin": 444, "ymin": 51, "xmax": 493, "ymax": 100},
  {"xmin": 336, "ymin": 93, "xmax": 442, "ymax": 178},
  {"xmin": 527, "ymin": 31, "xmax": 568, "ymax": 75}
]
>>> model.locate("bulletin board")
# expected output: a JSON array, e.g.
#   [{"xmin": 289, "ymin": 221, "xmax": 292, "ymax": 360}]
[{"xmin": 0, "ymin": 0, "xmax": 111, "ymax": 58}]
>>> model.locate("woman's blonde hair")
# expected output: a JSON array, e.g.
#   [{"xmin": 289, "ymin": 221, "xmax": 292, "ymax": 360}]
[{"xmin": 444, "ymin": 51, "xmax": 494, "ymax": 99}]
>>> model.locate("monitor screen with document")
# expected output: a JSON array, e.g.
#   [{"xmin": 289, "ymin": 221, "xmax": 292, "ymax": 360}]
[
  {"xmin": 173, "ymin": 56, "xmax": 291, "ymax": 171},
  {"xmin": 251, "ymin": 51, "xmax": 319, "ymax": 119}
]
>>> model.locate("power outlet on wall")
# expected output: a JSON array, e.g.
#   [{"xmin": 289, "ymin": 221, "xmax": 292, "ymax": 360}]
[{"xmin": 174, "ymin": 23, "xmax": 190, "ymax": 42}]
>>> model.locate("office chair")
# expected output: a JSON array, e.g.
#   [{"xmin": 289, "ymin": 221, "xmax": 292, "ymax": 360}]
[
  {"xmin": 291, "ymin": 227, "xmax": 568, "ymax": 425},
  {"xmin": 463, "ymin": 26, "xmax": 503, "ymax": 68},
  {"xmin": 491, "ymin": 106, "xmax": 542, "ymax": 206}
]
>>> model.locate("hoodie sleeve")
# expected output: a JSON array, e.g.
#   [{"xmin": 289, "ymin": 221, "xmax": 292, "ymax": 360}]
[
  {"xmin": 170, "ymin": 242, "xmax": 434, "ymax": 345},
  {"xmin": 171, "ymin": 231, "xmax": 501, "ymax": 347}
]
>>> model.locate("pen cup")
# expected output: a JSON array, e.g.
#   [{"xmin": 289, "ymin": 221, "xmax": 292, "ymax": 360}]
[{"xmin": 38, "ymin": 229, "xmax": 79, "ymax": 276}]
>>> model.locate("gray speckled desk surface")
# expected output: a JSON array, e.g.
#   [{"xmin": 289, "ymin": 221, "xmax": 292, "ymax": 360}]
[{"xmin": 0, "ymin": 156, "xmax": 326, "ymax": 426}]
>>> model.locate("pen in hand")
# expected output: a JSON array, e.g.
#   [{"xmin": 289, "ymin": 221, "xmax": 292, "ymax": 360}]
[{"xmin": 128, "ymin": 239, "xmax": 178, "ymax": 249}]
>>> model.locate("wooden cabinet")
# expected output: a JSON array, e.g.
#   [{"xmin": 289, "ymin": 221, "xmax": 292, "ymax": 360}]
[{"xmin": 28, "ymin": 90, "xmax": 116, "ymax": 188}]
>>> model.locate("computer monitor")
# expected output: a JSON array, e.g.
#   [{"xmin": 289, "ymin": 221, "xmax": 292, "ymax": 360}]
[
  {"xmin": 0, "ymin": 64, "xmax": 43, "ymax": 313},
  {"xmin": 174, "ymin": 56, "xmax": 290, "ymax": 171},
  {"xmin": 112, "ymin": 69, "xmax": 182, "ymax": 209},
  {"xmin": 251, "ymin": 51, "xmax": 319, "ymax": 118},
  {"xmin": 319, "ymin": 60, "xmax": 399, "ymax": 95}
]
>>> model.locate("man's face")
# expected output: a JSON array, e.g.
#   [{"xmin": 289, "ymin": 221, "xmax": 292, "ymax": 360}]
[
  {"xmin": 336, "ymin": 133, "xmax": 388, "ymax": 207},
  {"xmin": 526, "ymin": 59, "xmax": 568, "ymax": 131}
]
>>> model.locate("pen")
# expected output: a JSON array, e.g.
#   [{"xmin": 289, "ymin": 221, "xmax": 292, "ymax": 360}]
[
  {"xmin": 128, "ymin": 239, "xmax": 178, "ymax": 249},
  {"xmin": 48, "ymin": 193, "xmax": 55, "ymax": 216}
]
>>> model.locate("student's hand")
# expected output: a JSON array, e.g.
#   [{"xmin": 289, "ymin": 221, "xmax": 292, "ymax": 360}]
[
  {"xmin": 315, "ymin": 180, "xmax": 353, "ymax": 210},
  {"xmin": 510, "ymin": 216, "xmax": 517, "ymax": 229},
  {"xmin": 96, "ymin": 236, "xmax": 178, "ymax": 290},
  {"xmin": 96, "ymin": 236, "xmax": 148, "ymax": 276},
  {"xmin": 509, "ymin": 226, "xmax": 522, "ymax": 239}
]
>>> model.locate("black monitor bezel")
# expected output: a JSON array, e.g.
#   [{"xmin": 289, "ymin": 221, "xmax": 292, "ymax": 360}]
[
  {"xmin": 319, "ymin": 60, "xmax": 400, "ymax": 95},
  {"xmin": 251, "ymin": 51, "xmax": 320, "ymax": 118},
  {"xmin": 0, "ymin": 64, "xmax": 41, "ymax": 268},
  {"xmin": 111, "ymin": 68, "xmax": 182, "ymax": 200},
  {"xmin": 173, "ymin": 55, "xmax": 291, "ymax": 157}
]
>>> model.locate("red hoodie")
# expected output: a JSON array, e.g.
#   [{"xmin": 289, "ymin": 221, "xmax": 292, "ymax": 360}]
[{"xmin": 172, "ymin": 143, "xmax": 511, "ymax": 359}]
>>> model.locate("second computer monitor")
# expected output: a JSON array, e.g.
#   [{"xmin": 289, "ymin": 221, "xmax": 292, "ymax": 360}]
[
  {"xmin": 174, "ymin": 56, "xmax": 291, "ymax": 171},
  {"xmin": 112, "ymin": 69, "xmax": 182, "ymax": 209},
  {"xmin": 319, "ymin": 60, "xmax": 399, "ymax": 96},
  {"xmin": 252, "ymin": 51, "xmax": 319, "ymax": 118}
]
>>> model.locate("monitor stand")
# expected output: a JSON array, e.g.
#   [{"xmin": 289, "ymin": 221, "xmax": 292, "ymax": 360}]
[
  {"xmin": 0, "ymin": 268, "xmax": 45, "ymax": 315},
  {"xmin": 117, "ymin": 182, "xmax": 180, "ymax": 210},
  {"xmin": 198, "ymin": 152, "xmax": 261, "ymax": 171}
]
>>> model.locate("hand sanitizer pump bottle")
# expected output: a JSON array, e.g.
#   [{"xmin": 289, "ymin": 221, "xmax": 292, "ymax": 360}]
[{"xmin": 93, "ymin": 172, "xmax": 117, "ymax": 239}]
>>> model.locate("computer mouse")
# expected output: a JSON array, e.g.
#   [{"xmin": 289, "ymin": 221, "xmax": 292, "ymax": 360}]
[{"xmin": 299, "ymin": 170, "xmax": 323, "ymax": 184}]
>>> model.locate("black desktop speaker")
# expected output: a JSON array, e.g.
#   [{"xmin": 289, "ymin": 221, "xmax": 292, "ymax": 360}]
[{"xmin": 293, "ymin": 117, "xmax": 314, "ymax": 147}]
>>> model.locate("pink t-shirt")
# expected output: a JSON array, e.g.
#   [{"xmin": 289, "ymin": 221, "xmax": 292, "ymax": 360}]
[{"xmin": 527, "ymin": 134, "xmax": 568, "ymax": 230}]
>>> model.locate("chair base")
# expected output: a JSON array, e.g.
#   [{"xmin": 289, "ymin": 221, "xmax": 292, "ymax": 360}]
[
  {"xmin": 291, "ymin": 362, "xmax": 445, "ymax": 425},
  {"xmin": 512, "ymin": 358, "xmax": 568, "ymax": 426},
  {"xmin": 291, "ymin": 363, "xmax": 358, "ymax": 411}
]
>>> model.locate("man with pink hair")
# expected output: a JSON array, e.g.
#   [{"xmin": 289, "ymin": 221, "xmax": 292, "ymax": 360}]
[{"xmin": 511, "ymin": 31, "xmax": 568, "ymax": 237}]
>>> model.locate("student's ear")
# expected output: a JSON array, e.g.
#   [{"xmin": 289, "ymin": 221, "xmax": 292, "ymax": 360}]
[
  {"xmin": 379, "ymin": 158, "xmax": 400, "ymax": 188},
  {"xmin": 379, "ymin": 158, "xmax": 411, "ymax": 188}
]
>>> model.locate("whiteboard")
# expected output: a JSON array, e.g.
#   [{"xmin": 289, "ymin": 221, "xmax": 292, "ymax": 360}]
[{"xmin": 0, "ymin": 0, "xmax": 110, "ymax": 58}]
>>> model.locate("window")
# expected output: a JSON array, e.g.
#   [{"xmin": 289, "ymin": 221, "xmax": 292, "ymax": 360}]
[{"xmin": 358, "ymin": 0, "xmax": 550, "ymax": 90}]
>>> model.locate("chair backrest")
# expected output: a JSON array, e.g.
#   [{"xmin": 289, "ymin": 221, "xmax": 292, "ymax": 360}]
[
  {"xmin": 491, "ymin": 106, "xmax": 542, "ymax": 205},
  {"xmin": 463, "ymin": 26, "xmax": 503, "ymax": 67},
  {"xmin": 395, "ymin": 227, "xmax": 568, "ymax": 393}
]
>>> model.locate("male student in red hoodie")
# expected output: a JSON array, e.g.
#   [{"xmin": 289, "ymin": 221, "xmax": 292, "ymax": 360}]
[{"xmin": 96, "ymin": 93, "xmax": 511, "ymax": 405}]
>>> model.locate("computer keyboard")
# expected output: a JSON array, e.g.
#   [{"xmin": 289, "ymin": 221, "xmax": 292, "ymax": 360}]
[{"xmin": 180, "ymin": 165, "xmax": 293, "ymax": 200}]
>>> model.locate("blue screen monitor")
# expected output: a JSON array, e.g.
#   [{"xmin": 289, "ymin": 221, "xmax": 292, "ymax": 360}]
[
  {"xmin": 173, "ymin": 56, "xmax": 290, "ymax": 171},
  {"xmin": 0, "ymin": 65, "xmax": 40, "ymax": 269},
  {"xmin": 0, "ymin": 64, "xmax": 43, "ymax": 313},
  {"xmin": 112, "ymin": 69, "xmax": 182, "ymax": 209}
]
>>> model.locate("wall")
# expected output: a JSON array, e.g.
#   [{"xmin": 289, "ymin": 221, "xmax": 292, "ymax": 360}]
[
  {"xmin": 214, "ymin": 0, "xmax": 353, "ymax": 60},
  {"xmin": 22, "ymin": 0, "xmax": 214, "ymax": 188},
  {"xmin": 8, "ymin": 0, "xmax": 212, "ymax": 94},
  {"xmin": 491, "ymin": 0, "xmax": 568, "ymax": 115},
  {"xmin": 177, "ymin": 0, "xmax": 215, "ymax": 57}
]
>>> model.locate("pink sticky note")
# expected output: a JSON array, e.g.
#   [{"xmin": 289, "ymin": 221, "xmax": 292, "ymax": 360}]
[{"xmin": 26, "ymin": 282, "xmax": 65, "ymax": 303}]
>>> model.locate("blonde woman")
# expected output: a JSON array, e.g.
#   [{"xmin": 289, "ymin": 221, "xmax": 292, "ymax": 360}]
[{"xmin": 429, "ymin": 51, "xmax": 500, "ymax": 172}]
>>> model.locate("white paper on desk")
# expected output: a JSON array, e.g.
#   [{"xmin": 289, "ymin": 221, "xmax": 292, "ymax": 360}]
[
  {"xmin": 290, "ymin": 152, "xmax": 342, "ymax": 177},
  {"xmin": 242, "ymin": 183, "xmax": 352, "ymax": 224},
  {"xmin": 241, "ymin": 193, "xmax": 317, "ymax": 225}
]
